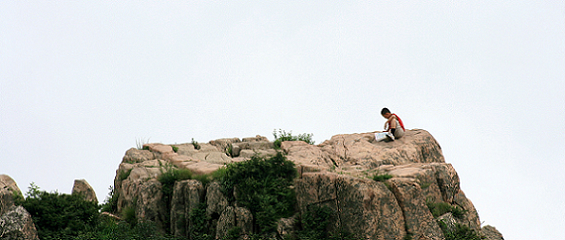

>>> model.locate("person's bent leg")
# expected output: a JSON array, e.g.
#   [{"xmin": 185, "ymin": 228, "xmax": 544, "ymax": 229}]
[{"xmin": 394, "ymin": 126, "xmax": 405, "ymax": 139}]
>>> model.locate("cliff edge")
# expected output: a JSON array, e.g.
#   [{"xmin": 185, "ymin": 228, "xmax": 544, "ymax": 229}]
[{"xmin": 113, "ymin": 129, "xmax": 503, "ymax": 240}]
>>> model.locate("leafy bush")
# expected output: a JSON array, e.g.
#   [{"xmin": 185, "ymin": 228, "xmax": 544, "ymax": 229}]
[
  {"xmin": 189, "ymin": 203, "xmax": 213, "ymax": 240},
  {"xmin": 372, "ymin": 172, "xmax": 393, "ymax": 182},
  {"xmin": 71, "ymin": 217, "xmax": 185, "ymax": 240},
  {"xmin": 18, "ymin": 183, "xmax": 100, "ymax": 239},
  {"xmin": 220, "ymin": 152, "xmax": 297, "ymax": 234},
  {"xmin": 171, "ymin": 145, "xmax": 179, "ymax": 153},
  {"xmin": 122, "ymin": 206, "xmax": 137, "ymax": 225},
  {"xmin": 273, "ymin": 129, "xmax": 315, "ymax": 149},
  {"xmin": 439, "ymin": 222, "xmax": 485, "ymax": 240},
  {"xmin": 156, "ymin": 163, "xmax": 224, "ymax": 235},
  {"xmin": 119, "ymin": 168, "xmax": 133, "ymax": 181},
  {"xmin": 100, "ymin": 185, "xmax": 119, "ymax": 213},
  {"xmin": 426, "ymin": 201, "xmax": 466, "ymax": 219},
  {"xmin": 192, "ymin": 138, "xmax": 201, "ymax": 150},
  {"xmin": 298, "ymin": 205, "xmax": 334, "ymax": 239},
  {"xmin": 158, "ymin": 164, "xmax": 193, "ymax": 196},
  {"xmin": 157, "ymin": 163, "xmax": 193, "ymax": 233}
]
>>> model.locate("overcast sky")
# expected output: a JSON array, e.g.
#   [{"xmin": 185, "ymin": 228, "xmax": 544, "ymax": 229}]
[{"xmin": 1, "ymin": 1, "xmax": 564, "ymax": 239}]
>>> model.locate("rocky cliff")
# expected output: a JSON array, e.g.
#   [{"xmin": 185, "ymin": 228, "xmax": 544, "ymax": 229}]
[
  {"xmin": 113, "ymin": 129, "xmax": 503, "ymax": 240},
  {"xmin": 0, "ymin": 175, "xmax": 39, "ymax": 240}
]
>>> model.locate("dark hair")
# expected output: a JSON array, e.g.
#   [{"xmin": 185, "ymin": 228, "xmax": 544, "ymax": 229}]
[{"xmin": 381, "ymin": 108, "xmax": 391, "ymax": 115}]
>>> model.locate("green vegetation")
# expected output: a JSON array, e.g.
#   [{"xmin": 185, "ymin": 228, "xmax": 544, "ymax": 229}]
[
  {"xmin": 118, "ymin": 168, "xmax": 133, "ymax": 181},
  {"xmin": 157, "ymin": 162, "xmax": 195, "ymax": 233},
  {"xmin": 155, "ymin": 162, "xmax": 224, "ymax": 235},
  {"xmin": 297, "ymin": 205, "xmax": 334, "ymax": 239},
  {"xmin": 16, "ymin": 183, "xmax": 188, "ymax": 240},
  {"xmin": 438, "ymin": 222, "xmax": 485, "ymax": 240},
  {"xmin": 430, "ymin": 201, "xmax": 483, "ymax": 240},
  {"xmin": 100, "ymin": 185, "xmax": 118, "ymax": 213},
  {"xmin": 372, "ymin": 172, "xmax": 393, "ymax": 182},
  {"xmin": 419, "ymin": 182, "xmax": 432, "ymax": 189},
  {"xmin": 225, "ymin": 143, "xmax": 234, "ymax": 157},
  {"xmin": 171, "ymin": 145, "xmax": 179, "ymax": 153},
  {"xmin": 273, "ymin": 129, "xmax": 315, "ymax": 149},
  {"xmin": 122, "ymin": 205, "xmax": 137, "ymax": 225},
  {"xmin": 136, "ymin": 137, "xmax": 151, "ymax": 150},
  {"xmin": 189, "ymin": 203, "xmax": 213, "ymax": 240},
  {"xmin": 283, "ymin": 205, "xmax": 360, "ymax": 240},
  {"xmin": 16, "ymin": 183, "xmax": 100, "ymax": 239},
  {"xmin": 72, "ymin": 217, "xmax": 185, "ymax": 240},
  {"xmin": 220, "ymin": 152, "xmax": 297, "ymax": 234},
  {"xmin": 192, "ymin": 138, "xmax": 201, "ymax": 150},
  {"xmin": 426, "ymin": 201, "xmax": 466, "ymax": 219}
]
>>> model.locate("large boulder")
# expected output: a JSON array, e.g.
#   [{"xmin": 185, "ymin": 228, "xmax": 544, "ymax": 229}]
[
  {"xmin": 388, "ymin": 178, "xmax": 443, "ymax": 239},
  {"xmin": 170, "ymin": 179, "xmax": 204, "ymax": 237},
  {"xmin": 481, "ymin": 225, "xmax": 504, "ymax": 240},
  {"xmin": 283, "ymin": 129, "xmax": 445, "ymax": 178},
  {"xmin": 206, "ymin": 182, "xmax": 228, "ymax": 218},
  {"xmin": 214, "ymin": 206, "xmax": 252, "ymax": 239},
  {"xmin": 0, "ymin": 175, "xmax": 22, "ymax": 216},
  {"xmin": 215, "ymin": 206, "xmax": 236, "ymax": 239},
  {"xmin": 296, "ymin": 172, "xmax": 406, "ymax": 239},
  {"xmin": 72, "ymin": 179, "xmax": 98, "ymax": 203},
  {"xmin": 135, "ymin": 179, "xmax": 167, "ymax": 230},
  {"xmin": 0, "ymin": 175, "xmax": 39, "ymax": 240},
  {"xmin": 386, "ymin": 163, "xmax": 482, "ymax": 232},
  {"xmin": 0, "ymin": 175, "xmax": 21, "ymax": 198},
  {"xmin": 0, "ymin": 206, "xmax": 39, "ymax": 240}
]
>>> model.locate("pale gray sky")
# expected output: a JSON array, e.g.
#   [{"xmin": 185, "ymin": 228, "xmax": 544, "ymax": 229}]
[{"xmin": 1, "ymin": 2, "xmax": 564, "ymax": 239}]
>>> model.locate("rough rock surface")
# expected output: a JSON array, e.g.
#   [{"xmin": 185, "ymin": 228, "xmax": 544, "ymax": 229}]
[
  {"xmin": 0, "ymin": 206, "xmax": 39, "ymax": 240},
  {"xmin": 481, "ymin": 225, "xmax": 504, "ymax": 240},
  {"xmin": 296, "ymin": 172, "xmax": 406, "ymax": 239},
  {"xmin": 111, "ymin": 129, "xmax": 502, "ymax": 239},
  {"xmin": 72, "ymin": 179, "xmax": 98, "ymax": 203},
  {"xmin": 0, "ymin": 175, "xmax": 22, "ymax": 217},
  {"xmin": 170, "ymin": 179, "xmax": 204, "ymax": 237},
  {"xmin": 0, "ymin": 175, "xmax": 39, "ymax": 240}
]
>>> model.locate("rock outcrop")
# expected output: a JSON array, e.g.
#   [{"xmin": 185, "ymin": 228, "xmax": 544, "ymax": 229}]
[
  {"xmin": 0, "ymin": 175, "xmax": 39, "ymax": 240},
  {"xmin": 72, "ymin": 179, "xmax": 98, "ymax": 203},
  {"xmin": 112, "ymin": 129, "xmax": 504, "ymax": 239}
]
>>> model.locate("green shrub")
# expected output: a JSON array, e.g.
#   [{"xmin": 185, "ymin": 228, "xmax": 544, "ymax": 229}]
[
  {"xmin": 171, "ymin": 145, "xmax": 179, "ymax": 153},
  {"xmin": 158, "ymin": 164, "xmax": 193, "ymax": 196},
  {"xmin": 426, "ymin": 201, "xmax": 466, "ymax": 219},
  {"xmin": 211, "ymin": 166, "xmax": 228, "ymax": 180},
  {"xmin": 72, "ymin": 218, "xmax": 185, "ymax": 240},
  {"xmin": 298, "ymin": 205, "xmax": 334, "ymax": 239},
  {"xmin": 192, "ymin": 138, "xmax": 201, "ymax": 150},
  {"xmin": 19, "ymin": 184, "xmax": 100, "ymax": 239},
  {"xmin": 192, "ymin": 174, "xmax": 213, "ymax": 186},
  {"xmin": 439, "ymin": 222, "xmax": 485, "ymax": 240},
  {"xmin": 122, "ymin": 205, "xmax": 137, "ymax": 225},
  {"xmin": 372, "ymin": 173, "xmax": 393, "ymax": 182},
  {"xmin": 221, "ymin": 152, "xmax": 297, "ymax": 234},
  {"xmin": 136, "ymin": 137, "xmax": 151, "ymax": 150},
  {"xmin": 273, "ymin": 129, "xmax": 315, "ymax": 149},
  {"xmin": 100, "ymin": 185, "xmax": 119, "ymax": 213},
  {"xmin": 223, "ymin": 227, "xmax": 242, "ymax": 240},
  {"xmin": 225, "ymin": 143, "xmax": 233, "ymax": 157},
  {"xmin": 157, "ymin": 164, "xmax": 193, "ymax": 233},
  {"xmin": 119, "ymin": 168, "xmax": 133, "ymax": 181},
  {"xmin": 190, "ymin": 203, "xmax": 213, "ymax": 240}
]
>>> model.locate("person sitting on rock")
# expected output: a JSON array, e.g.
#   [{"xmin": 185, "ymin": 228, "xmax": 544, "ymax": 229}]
[{"xmin": 375, "ymin": 108, "xmax": 405, "ymax": 141}]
